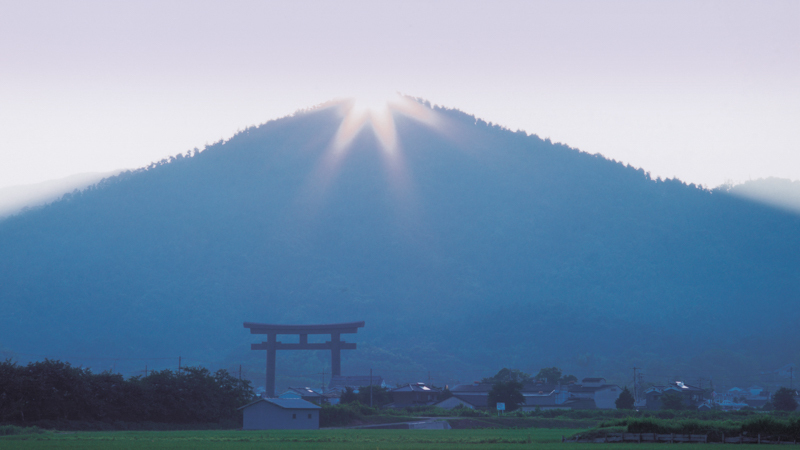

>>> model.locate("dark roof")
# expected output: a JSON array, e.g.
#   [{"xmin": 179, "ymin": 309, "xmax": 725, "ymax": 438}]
[
  {"xmin": 452, "ymin": 394, "xmax": 490, "ymax": 408},
  {"xmin": 329, "ymin": 375, "xmax": 384, "ymax": 388},
  {"xmin": 391, "ymin": 383, "xmax": 441, "ymax": 393},
  {"xmin": 569, "ymin": 384, "xmax": 619, "ymax": 393},
  {"xmin": 451, "ymin": 382, "xmax": 561, "ymax": 394},
  {"xmin": 237, "ymin": 398, "xmax": 321, "ymax": 411},
  {"xmin": 451, "ymin": 383, "xmax": 492, "ymax": 393},
  {"xmin": 286, "ymin": 387, "xmax": 324, "ymax": 398},
  {"xmin": 672, "ymin": 382, "xmax": 703, "ymax": 392},
  {"xmin": 521, "ymin": 382, "xmax": 560, "ymax": 393}
]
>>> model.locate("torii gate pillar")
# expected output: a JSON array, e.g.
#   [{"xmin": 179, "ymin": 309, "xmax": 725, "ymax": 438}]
[{"xmin": 244, "ymin": 321, "xmax": 365, "ymax": 397}]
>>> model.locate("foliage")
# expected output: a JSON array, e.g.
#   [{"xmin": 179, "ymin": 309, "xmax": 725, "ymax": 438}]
[
  {"xmin": 0, "ymin": 359, "xmax": 253, "ymax": 425},
  {"xmin": 534, "ymin": 367, "xmax": 561, "ymax": 384},
  {"xmin": 450, "ymin": 405, "xmax": 489, "ymax": 417},
  {"xmin": 482, "ymin": 368, "xmax": 532, "ymax": 384},
  {"xmin": 319, "ymin": 403, "xmax": 362, "ymax": 427},
  {"xmin": 586, "ymin": 414, "xmax": 800, "ymax": 442},
  {"xmin": 534, "ymin": 367, "xmax": 578, "ymax": 385},
  {"xmin": 615, "ymin": 386, "xmax": 635, "ymax": 410},
  {"xmin": 339, "ymin": 387, "xmax": 358, "ymax": 405},
  {"xmin": 487, "ymin": 380, "xmax": 524, "ymax": 412},
  {"xmin": 772, "ymin": 387, "xmax": 799, "ymax": 412},
  {"xmin": 660, "ymin": 392, "xmax": 684, "ymax": 410},
  {"xmin": 353, "ymin": 386, "xmax": 392, "ymax": 408}
]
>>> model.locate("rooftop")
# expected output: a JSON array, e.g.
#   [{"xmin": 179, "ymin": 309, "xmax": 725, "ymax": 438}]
[{"xmin": 237, "ymin": 398, "xmax": 322, "ymax": 411}]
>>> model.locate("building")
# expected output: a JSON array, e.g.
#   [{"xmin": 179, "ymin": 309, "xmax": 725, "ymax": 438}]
[
  {"xmin": 644, "ymin": 381, "xmax": 706, "ymax": 410},
  {"xmin": 279, "ymin": 387, "xmax": 326, "ymax": 405},
  {"xmin": 434, "ymin": 394, "xmax": 488, "ymax": 410},
  {"xmin": 239, "ymin": 398, "xmax": 321, "ymax": 430},
  {"xmin": 567, "ymin": 378, "xmax": 621, "ymax": 409},
  {"xmin": 386, "ymin": 383, "xmax": 441, "ymax": 408}
]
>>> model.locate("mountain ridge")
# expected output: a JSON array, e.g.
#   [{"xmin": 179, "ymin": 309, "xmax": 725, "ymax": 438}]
[{"xmin": 1, "ymin": 100, "xmax": 798, "ymax": 389}]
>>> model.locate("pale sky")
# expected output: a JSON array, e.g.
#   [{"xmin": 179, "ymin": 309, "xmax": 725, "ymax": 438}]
[{"xmin": 1, "ymin": 0, "xmax": 798, "ymax": 191}]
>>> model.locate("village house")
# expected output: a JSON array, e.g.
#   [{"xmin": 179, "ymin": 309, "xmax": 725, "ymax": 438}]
[
  {"xmin": 279, "ymin": 387, "xmax": 326, "ymax": 405},
  {"xmin": 386, "ymin": 382, "xmax": 442, "ymax": 408},
  {"xmin": 434, "ymin": 394, "xmax": 488, "ymax": 410},
  {"xmin": 567, "ymin": 378, "xmax": 622, "ymax": 409},
  {"xmin": 447, "ymin": 378, "xmax": 619, "ymax": 410},
  {"xmin": 644, "ymin": 381, "xmax": 706, "ymax": 410},
  {"xmin": 239, "ymin": 398, "xmax": 321, "ymax": 430}
]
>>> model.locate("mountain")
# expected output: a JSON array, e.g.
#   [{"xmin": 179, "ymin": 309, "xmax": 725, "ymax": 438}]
[{"xmin": 1, "ymin": 99, "xmax": 798, "ymax": 390}]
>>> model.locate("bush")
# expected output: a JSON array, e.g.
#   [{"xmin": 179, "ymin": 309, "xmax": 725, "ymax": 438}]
[
  {"xmin": 319, "ymin": 403, "xmax": 362, "ymax": 427},
  {"xmin": 454, "ymin": 407, "xmax": 489, "ymax": 417}
]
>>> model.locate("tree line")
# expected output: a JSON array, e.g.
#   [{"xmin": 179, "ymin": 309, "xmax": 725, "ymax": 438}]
[{"xmin": 0, "ymin": 359, "xmax": 254, "ymax": 426}]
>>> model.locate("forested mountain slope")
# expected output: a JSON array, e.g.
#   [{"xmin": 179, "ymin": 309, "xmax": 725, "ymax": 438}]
[{"xmin": 1, "ymin": 100, "xmax": 798, "ymax": 388}]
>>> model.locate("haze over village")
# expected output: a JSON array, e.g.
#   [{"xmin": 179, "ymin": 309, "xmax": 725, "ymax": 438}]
[{"xmin": 1, "ymin": 0, "xmax": 799, "ymax": 439}]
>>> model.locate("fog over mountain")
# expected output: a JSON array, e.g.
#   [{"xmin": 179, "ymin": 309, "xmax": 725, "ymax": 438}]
[
  {"xmin": 721, "ymin": 178, "xmax": 800, "ymax": 216},
  {"xmin": 1, "ymin": 100, "xmax": 798, "ymax": 390},
  {"xmin": 0, "ymin": 170, "xmax": 122, "ymax": 218}
]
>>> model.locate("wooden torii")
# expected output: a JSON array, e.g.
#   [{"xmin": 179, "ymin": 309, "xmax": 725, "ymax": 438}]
[{"xmin": 243, "ymin": 321, "xmax": 365, "ymax": 398}]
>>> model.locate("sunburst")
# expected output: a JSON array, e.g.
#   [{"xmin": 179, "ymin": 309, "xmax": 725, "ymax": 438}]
[
  {"xmin": 299, "ymin": 94, "xmax": 443, "ymax": 215},
  {"xmin": 331, "ymin": 93, "xmax": 441, "ymax": 157}
]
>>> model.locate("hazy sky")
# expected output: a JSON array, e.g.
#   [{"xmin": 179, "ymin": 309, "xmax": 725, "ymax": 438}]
[{"xmin": 1, "ymin": 0, "xmax": 798, "ymax": 190}]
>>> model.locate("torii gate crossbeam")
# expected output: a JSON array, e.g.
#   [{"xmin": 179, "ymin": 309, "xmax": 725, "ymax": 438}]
[{"xmin": 244, "ymin": 321, "xmax": 365, "ymax": 397}]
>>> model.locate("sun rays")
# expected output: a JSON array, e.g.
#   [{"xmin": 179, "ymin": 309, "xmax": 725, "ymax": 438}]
[
  {"xmin": 294, "ymin": 94, "xmax": 444, "ymax": 225},
  {"xmin": 331, "ymin": 94, "xmax": 440, "ymax": 158}
]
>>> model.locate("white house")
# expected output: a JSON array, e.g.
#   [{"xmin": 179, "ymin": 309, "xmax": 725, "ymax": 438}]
[{"xmin": 239, "ymin": 398, "xmax": 321, "ymax": 430}]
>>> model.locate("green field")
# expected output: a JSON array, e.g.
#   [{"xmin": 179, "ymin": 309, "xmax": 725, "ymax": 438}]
[{"xmin": 0, "ymin": 428, "xmax": 765, "ymax": 450}]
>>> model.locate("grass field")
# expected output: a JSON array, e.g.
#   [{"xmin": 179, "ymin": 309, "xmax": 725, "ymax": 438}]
[{"xmin": 0, "ymin": 427, "xmax": 768, "ymax": 450}]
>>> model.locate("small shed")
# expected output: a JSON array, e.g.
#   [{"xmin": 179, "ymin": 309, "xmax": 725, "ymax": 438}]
[{"xmin": 239, "ymin": 398, "xmax": 321, "ymax": 430}]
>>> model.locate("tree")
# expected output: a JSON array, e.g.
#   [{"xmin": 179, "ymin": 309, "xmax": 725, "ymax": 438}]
[
  {"xmin": 482, "ymin": 368, "xmax": 532, "ymax": 384},
  {"xmin": 534, "ymin": 367, "xmax": 577, "ymax": 385},
  {"xmin": 660, "ymin": 391, "xmax": 684, "ymax": 410},
  {"xmin": 355, "ymin": 386, "xmax": 392, "ymax": 408},
  {"xmin": 615, "ymin": 386, "xmax": 635, "ymax": 409},
  {"xmin": 561, "ymin": 374, "xmax": 578, "ymax": 384},
  {"xmin": 772, "ymin": 387, "xmax": 798, "ymax": 411},
  {"xmin": 487, "ymin": 380, "xmax": 524, "ymax": 411},
  {"xmin": 339, "ymin": 387, "xmax": 358, "ymax": 404},
  {"xmin": 535, "ymin": 367, "xmax": 562, "ymax": 384}
]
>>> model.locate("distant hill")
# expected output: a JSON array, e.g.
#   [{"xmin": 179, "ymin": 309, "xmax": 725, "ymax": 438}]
[{"xmin": 1, "ymin": 100, "xmax": 798, "ymax": 390}]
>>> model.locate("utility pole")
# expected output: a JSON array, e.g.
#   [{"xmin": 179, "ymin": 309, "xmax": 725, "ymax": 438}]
[
  {"xmin": 321, "ymin": 368, "xmax": 327, "ymax": 394},
  {"xmin": 632, "ymin": 367, "xmax": 640, "ymax": 403},
  {"xmin": 178, "ymin": 356, "xmax": 181, "ymax": 379},
  {"xmin": 791, "ymin": 367, "xmax": 793, "ymax": 389},
  {"xmin": 370, "ymin": 368, "xmax": 373, "ymax": 408},
  {"xmin": 239, "ymin": 365, "xmax": 242, "ymax": 382}
]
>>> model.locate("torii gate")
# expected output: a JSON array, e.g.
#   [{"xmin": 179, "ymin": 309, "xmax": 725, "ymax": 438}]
[{"xmin": 243, "ymin": 321, "xmax": 365, "ymax": 397}]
